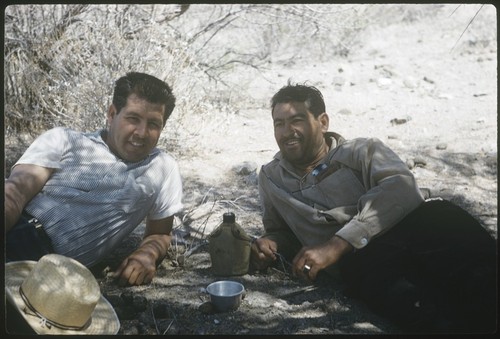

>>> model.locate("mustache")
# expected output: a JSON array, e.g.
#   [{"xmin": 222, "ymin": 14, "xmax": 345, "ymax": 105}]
[{"xmin": 281, "ymin": 134, "xmax": 301, "ymax": 143}]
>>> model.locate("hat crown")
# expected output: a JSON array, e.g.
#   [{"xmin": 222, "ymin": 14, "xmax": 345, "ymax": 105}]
[{"xmin": 20, "ymin": 254, "xmax": 100, "ymax": 329}]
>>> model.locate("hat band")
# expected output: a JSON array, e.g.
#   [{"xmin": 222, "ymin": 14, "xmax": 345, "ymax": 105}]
[{"xmin": 19, "ymin": 286, "xmax": 91, "ymax": 331}]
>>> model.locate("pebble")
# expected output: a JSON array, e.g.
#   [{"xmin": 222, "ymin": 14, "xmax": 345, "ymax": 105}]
[
  {"xmin": 403, "ymin": 76, "xmax": 418, "ymax": 89},
  {"xmin": 337, "ymin": 108, "xmax": 352, "ymax": 115},
  {"xmin": 332, "ymin": 76, "xmax": 345, "ymax": 86},
  {"xmin": 377, "ymin": 77, "xmax": 392, "ymax": 87},
  {"xmin": 199, "ymin": 301, "xmax": 216, "ymax": 314},
  {"xmin": 423, "ymin": 76, "xmax": 434, "ymax": 84},
  {"xmin": 413, "ymin": 156, "xmax": 427, "ymax": 167},
  {"xmin": 245, "ymin": 171, "xmax": 258, "ymax": 185},
  {"xmin": 390, "ymin": 116, "xmax": 412, "ymax": 125},
  {"xmin": 233, "ymin": 161, "xmax": 257, "ymax": 175},
  {"xmin": 406, "ymin": 159, "xmax": 415, "ymax": 169},
  {"xmin": 153, "ymin": 302, "xmax": 170, "ymax": 318},
  {"xmin": 407, "ymin": 157, "xmax": 426, "ymax": 169},
  {"xmin": 133, "ymin": 295, "xmax": 148, "ymax": 312},
  {"xmin": 122, "ymin": 325, "xmax": 140, "ymax": 335}
]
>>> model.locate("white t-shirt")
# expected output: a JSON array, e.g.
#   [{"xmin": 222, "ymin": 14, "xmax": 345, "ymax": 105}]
[{"xmin": 15, "ymin": 127, "xmax": 183, "ymax": 267}]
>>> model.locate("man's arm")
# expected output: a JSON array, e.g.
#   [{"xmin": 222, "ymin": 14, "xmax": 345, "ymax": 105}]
[
  {"xmin": 334, "ymin": 138, "xmax": 424, "ymax": 249},
  {"xmin": 5, "ymin": 164, "xmax": 54, "ymax": 231},
  {"xmin": 113, "ymin": 215, "xmax": 174, "ymax": 286}
]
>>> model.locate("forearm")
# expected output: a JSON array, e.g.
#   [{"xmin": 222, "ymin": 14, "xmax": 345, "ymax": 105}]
[
  {"xmin": 328, "ymin": 235, "xmax": 354, "ymax": 257},
  {"xmin": 137, "ymin": 233, "xmax": 172, "ymax": 265},
  {"xmin": 5, "ymin": 180, "xmax": 29, "ymax": 231},
  {"xmin": 5, "ymin": 164, "xmax": 53, "ymax": 231}
]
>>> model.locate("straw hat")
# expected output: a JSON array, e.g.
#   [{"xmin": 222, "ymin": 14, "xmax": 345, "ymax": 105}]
[{"xmin": 5, "ymin": 254, "xmax": 120, "ymax": 335}]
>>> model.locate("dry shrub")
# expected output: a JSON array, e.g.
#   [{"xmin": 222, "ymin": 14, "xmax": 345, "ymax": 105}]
[
  {"xmin": 4, "ymin": 5, "xmax": 211, "ymax": 144},
  {"xmin": 5, "ymin": 4, "xmax": 453, "ymax": 157}
]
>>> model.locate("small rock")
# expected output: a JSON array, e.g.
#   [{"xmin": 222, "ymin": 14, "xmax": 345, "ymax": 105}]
[
  {"xmin": 403, "ymin": 76, "xmax": 418, "ymax": 89},
  {"xmin": 245, "ymin": 171, "xmax": 258, "ymax": 186},
  {"xmin": 332, "ymin": 76, "xmax": 345, "ymax": 86},
  {"xmin": 199, "ymin": 301, "xmax": 216, "ymax": 315},
  {"xmin": 176, "ymin": 254, "xmax": 185, "ymax": 267},
  {"xmin": 337, "ymin": 108, "xmax": 352, "ymax": 115},
  {"xmin": 133, "ymin": 295, "xmax": 148, "ymax": 312},
  {"xmin": 121, "ymin": 292, "xmax": 134, "ymax": 304},
  {"xmin": 153, "ymin": 302, "xmax": 170, "ymax": 318},
  {"xmin": 105, "ymin": 294, "xmax": 125, "ymax": 308},
  {"xmin": 423, "ymin": 76, "xmax": 434, "ymax": 84},
  {"xmin": 390, "ymin": 116, "xmax": 411, "ymax": 125},
  {"xmin": 413, "ymin": 156, "xmax": 427, "ymax": 167},
  {"xmin": 437, "ymin": 93, "xmax": 453, "ymax": 100},
  {"xmin": 377, "ymin": 77, "xmax": 392, "ymax": 87},
  {"xmin": 406, "ymin": 159, "xmax": 415, "ymax": 169},
  {"xmin": 233, "ymin": 161, "xmax": 257, "ymax": 175},
  {"xmin": 420, "ymin": 188, "xmax": 431, "ymax": 199},
  {"xmin": 117, "ymin": 305, "xmax": 136, "ymax": 320},
  {"xmin": 122, "ymin": 325, "xmax": 140, "ymax": 335},
  {"xmin": 436, "ymin": 143, "xmax": 447, "ymax": 150}
]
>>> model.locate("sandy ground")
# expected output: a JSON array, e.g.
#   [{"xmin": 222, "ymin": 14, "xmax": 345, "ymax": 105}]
[{"xmin": 4, "ymin": 4, "xmax": 497, "ymax": 335}]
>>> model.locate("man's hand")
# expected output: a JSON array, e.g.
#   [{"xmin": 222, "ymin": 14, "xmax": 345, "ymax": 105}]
[
  {"xmin": 250, "ymin": 237, "xmax": 278, "ymax": 270},
  {"xmin": 113, "ymin": 215, "xmax": 174, "ymax": 286},
  {"xmin": 113, "ymin": 233, "xmax": 171, "ymax": 286},
  {"xmin": 113, "ymin": 247, "xmax": 157, "ymax": 286},
  {"xmin": 292, "ymin": 235, "xmax": 353, "ymax": 281}
]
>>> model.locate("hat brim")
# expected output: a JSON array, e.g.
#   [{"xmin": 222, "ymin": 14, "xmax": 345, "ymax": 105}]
[{"xmin": 5, "ymin": 260, "xmax": 120, "ymax": 335}]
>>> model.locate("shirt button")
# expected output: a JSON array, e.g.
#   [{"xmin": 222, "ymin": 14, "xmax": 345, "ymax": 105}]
[{"xmin": 360, "ymin": 238, "xmax": 368, "ymax": 246}]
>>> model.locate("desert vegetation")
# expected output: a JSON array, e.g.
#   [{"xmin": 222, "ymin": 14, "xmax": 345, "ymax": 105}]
[{"xmin": 4, "ymin": 4, "xmax": 455, "ymax": 158}]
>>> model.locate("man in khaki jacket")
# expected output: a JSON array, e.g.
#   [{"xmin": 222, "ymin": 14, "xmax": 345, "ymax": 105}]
[{"xmin": 251, "ymin": 83, "xmax": 496, "ymax": 333}]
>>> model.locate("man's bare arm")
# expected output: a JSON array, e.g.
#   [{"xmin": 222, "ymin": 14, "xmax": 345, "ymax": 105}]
[{"xmin": 5, "ymin": 164, "xmax": 54, "ymax": 231}]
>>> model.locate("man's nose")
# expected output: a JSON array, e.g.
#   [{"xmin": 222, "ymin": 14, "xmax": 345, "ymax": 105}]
[
  {"xmin": 283, "ymin": 122, "xmax": 297, "ymax": 137},
  {"xmin": 134, "ymin": 122, "xmax": 147, "ymax": 137}
]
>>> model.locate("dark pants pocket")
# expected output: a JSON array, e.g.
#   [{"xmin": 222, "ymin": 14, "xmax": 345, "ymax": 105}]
[{"xmin": 6, "ymin": 216, "xmax": 53, "ymax": 262}]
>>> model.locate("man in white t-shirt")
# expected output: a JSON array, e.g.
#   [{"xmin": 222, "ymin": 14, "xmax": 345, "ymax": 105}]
[{"xmin": 5, "ymin": 72, "xmax": 183, "ymax": 286}]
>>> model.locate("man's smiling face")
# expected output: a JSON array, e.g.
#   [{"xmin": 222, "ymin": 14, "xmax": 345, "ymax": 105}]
[
  {"xmin": 105, "ymin": 93, "xmax": 165, "ymax": 163},
  {"xmin": 272, "ymin": 101, "xmax": 329, "ymax": 167}
]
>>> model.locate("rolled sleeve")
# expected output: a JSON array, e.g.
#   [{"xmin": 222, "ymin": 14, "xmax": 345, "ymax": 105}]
[{"xmin": 333, "ymin": 138, "xmax": 424, "ymax": 249}]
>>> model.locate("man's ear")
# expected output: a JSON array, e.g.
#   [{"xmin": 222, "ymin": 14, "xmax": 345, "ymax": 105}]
[
  {"xmin": 319, "ymin": 112, "xmax": 329, "ymax": 133},
  {"xmin": 107, "ymin": 104, "xmax": 116, "ymax": 123}
]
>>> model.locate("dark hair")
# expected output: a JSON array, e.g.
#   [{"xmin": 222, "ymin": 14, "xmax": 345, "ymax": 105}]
[
  {"xmin": 270, "ymin": 82, "xmax": 326, "ymax": 118},
  {"xmin": 112, "ymin": 72, "xmax": 176, "ymax": 125}
]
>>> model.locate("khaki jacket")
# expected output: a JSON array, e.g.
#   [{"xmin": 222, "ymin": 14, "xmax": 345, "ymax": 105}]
[{"xmin": 259, "ymin": 132, "xmax": 424, "ymax": 265}]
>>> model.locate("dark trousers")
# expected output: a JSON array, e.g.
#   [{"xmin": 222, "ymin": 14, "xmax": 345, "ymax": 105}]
[
  {"xmin": 339, "ymin": 199, "xmax": 497, "ymax": 334},
  {"xmin": 6, "ymin": 214, "xmax": 54, "ymax": 262}
]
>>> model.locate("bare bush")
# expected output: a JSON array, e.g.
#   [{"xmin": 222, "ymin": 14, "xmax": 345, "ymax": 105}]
[{"xmin": 4, "ymin": 4, "xmax": 403, "ymax": 154}]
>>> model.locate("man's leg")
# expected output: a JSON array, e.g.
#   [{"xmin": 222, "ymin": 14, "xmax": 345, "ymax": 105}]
[
  {"xmin": 339, "ymin": 199, "xmax": 496, "ymax": 333},
  {"xmin": 338, "ymin": 224, "xmax": 441, "ymax": 332},
  {"xmin": 404, "ymin": 199, "xmax": 497, "ymax": 333}
]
